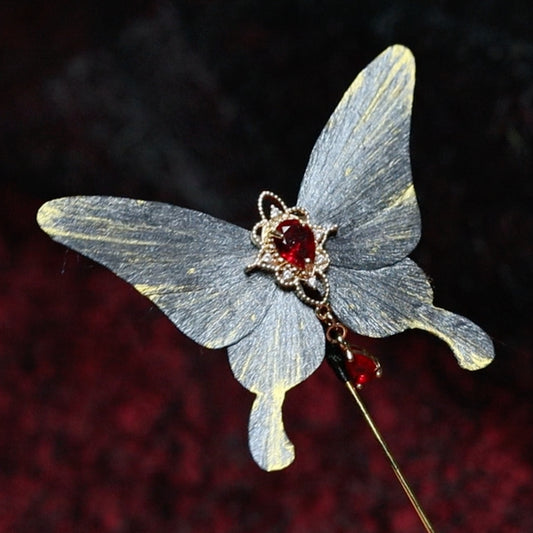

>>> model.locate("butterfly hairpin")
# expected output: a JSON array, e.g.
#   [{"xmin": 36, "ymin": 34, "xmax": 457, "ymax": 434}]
[{"xmin": 38, "ymin": 46, "xmax": 494, "ymax": 525}]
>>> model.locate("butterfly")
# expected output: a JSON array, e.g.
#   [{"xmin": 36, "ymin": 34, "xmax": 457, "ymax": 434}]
[{"xmin": 37, "ymin": 45, "xmax": 494, "ymax": 472}]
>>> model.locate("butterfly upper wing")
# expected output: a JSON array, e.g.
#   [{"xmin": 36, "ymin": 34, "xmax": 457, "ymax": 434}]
[
  {"xmin": 37, "ymin": 196, "xmax": 276, "ymax": 349},
  {"xmin": 297, "ymin": 45, "xmax": 420, "ymax": 270}
]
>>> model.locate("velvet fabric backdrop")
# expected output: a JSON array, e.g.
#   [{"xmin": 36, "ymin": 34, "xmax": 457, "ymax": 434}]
[{"xmin": 1, "ymin": 1, "xmax": 532, "ymax": 531}]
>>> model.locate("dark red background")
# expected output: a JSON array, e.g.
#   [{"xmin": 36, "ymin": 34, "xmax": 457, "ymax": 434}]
[{"xmin": 1, "ymin": 2, "xmax": 532, "ymax": 532}]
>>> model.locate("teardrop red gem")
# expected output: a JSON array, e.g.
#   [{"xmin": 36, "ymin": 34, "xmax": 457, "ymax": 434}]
[
  {"xmin": 274, "ymin": 219, "xmax": 315, "ymax": 270},
  {"xmin": 345, "ymin": 351, "xmax": 380, "ymax": 387}
]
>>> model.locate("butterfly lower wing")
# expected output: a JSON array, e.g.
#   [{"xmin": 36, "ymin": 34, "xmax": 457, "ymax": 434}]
[
  {"xmin": 228, "ymin": 290, "xmax": 324, "ymax": 471},
  {"xmin": 297, "ymin": 45, "xmax": 420, "ymax": 270},
  {"xmin": 37, "ymin": 196, "xmax": 276, "ymax": 349},
  {"xmin": 330, "ymin": 259, "xmax": 494, "ymax": 370},
  {"xmin": 329, "ymin": 259, "xmax": 433, "ymax": 337}
]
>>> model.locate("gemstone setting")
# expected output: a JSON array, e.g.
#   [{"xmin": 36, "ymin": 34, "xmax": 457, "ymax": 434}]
[
  {"xmin": 345, "ymin": 350, "xmax": 382, "ymax": 388},
  {"xmin": 274, "ymin": 219, "xmax": 316, "ymax": 270},
  {"xmin": 247, "ymin": 191, "xmax": 337, "ymax": 305}
]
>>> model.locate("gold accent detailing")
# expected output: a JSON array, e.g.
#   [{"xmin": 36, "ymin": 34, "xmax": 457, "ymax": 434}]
[{"xmin": 247, "ymin": 191, "xmax": 337, "ymax": 306}]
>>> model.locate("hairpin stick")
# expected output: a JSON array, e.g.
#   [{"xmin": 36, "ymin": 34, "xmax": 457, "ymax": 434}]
[
  {"xmin": 345, "ymin": 382, "xmax": 436, "ymax": 533},
  {"xmin": 325, "ymin": 340, "xmax": 436, "ymax": 532}
]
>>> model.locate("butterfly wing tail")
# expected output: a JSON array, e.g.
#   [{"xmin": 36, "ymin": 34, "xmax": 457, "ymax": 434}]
[
  {"xmin": 249, "ymin": 392, "xmax": 295, "ymax": 471},
  {"xmin": 415, "ymin": 305, "xmax": 495, "ymax": 370}
]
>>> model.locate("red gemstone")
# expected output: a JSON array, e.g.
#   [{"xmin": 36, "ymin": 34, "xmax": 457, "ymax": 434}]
[
  {"xmin": 345, "ymin": 351, "xmax": 380, "ymax": 387},
  {"xmin": 274, "ymin": 219, "xmax": 315, "ymax": 270}
]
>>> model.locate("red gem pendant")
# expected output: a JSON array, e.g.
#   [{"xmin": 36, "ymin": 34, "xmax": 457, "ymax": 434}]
[
  {"xmin": 274, "ymin": 219, "xmax": 316, "ymax": 270},
  {"xmin": 345, "ymin": 350, "xmax": 381, "ymax": 387}
]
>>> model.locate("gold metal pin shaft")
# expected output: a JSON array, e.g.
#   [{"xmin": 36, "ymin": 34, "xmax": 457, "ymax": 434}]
[{"xmin": 345, "ymin": 381, "xmax": 437, "ymax": 533}]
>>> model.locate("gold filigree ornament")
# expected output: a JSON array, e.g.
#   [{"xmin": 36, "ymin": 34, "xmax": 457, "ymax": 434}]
[{"xmin": 247, "ymin": 191, "xmax": 337, "ymax": 306}]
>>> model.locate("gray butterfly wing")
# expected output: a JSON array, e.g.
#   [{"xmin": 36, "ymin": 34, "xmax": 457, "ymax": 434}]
[
  {"xmin": 297, "ymin": 45, "xmax": 494, "ymax": 369},
  {"xmin": 297, "ymin": 45, "xmax": 419, "ymax": 270},
  {"xmin": 330, "ymin": 258, "xmax": 494, "ymax": 369},
  {"xmin": 227, "ymin": 290, "xmax": 324, "ymax": 471},
  {"xmin": 37, "ymin": 196, "xmax": 276, "ymax": 349}
]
